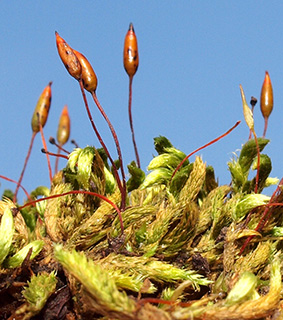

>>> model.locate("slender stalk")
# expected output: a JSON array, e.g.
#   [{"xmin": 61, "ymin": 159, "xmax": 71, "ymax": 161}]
[
  {"xmin": 252, "ymin": 130, "xmax": 260, "ymax": 194},
  {"xmin": 54, "ymin": 147, "xmax": 61, "ymax": 173},
  {"xmin": 77, "ymin": 80, "xmax": 124, "ymax": 204},
  {"xmin": 71, "ymin": 139, "xmax": 79, "ymax": 148},
  {"xmin": 138, "ymin": 298, "xmax": 177, "ymax": 306},
  {"xmin": 42, "ymin": 148, "xmax": 69, "ymax": 161},
  {"xmin": 263, "ymin": 117, "xmax": 268, "ymax": 138},
  {"xmin": 248, "ymin": 97, "xmax": 257, "ymax": 140},
  {"xmin": 91, "ymin": 91, "xmax": 127, "ymax": 207},
  {"xmin": 248, "ymin": 105, "xmax": 255, "ymax": 140},
  {"xmin": 14, "ymin": 131, "xmax": 37, "ymax": 202},
  {"xmin": 239, "ymin": 177, "xmax": 283, "ymax": 254},
  {"xmin": 128, "ymin": 76, "xmax": 140, "ymax": 168},
  {"xmin": 49, "ymin": 137, "xmax": 70, "ymax": 154},
  {"xmin": 19, "ymin": 189, "xmax": 124, "ymax": 234},
  {"xmin": 170, "ymin": 120, "xmax": 241, "ymax": 181},
  {"xmin": 91, "ymin": 92, "xmax": 126, "ymax": 186},
  {"xmin": 1, "ymin": 175, "xmax": 32, "ymax": 202},
  {"xmin": 38, "ymin": 114, "xmax": 53, "ymax": 184}
]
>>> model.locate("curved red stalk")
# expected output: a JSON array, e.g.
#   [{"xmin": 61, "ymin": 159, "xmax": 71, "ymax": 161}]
[
  {"xmin": 19, "ymin": 189, "xmax": 124, "ymax": 234},
  {"xmin": 77, "ymin": 80, "xmax": 124, "ymax": 204},
  {"xmin": 263, "ymin": 117, "xmax": 268, "ymax": 139},
  {"xmin": 71, "ymin": 140, "xmax": 79, "ymax": 148},
  {"xmin": 50, "ymin": 137, "xmax": 70, "ymax": 174},
  {"xmin": 170, "ymin": 121, "xmax": 241, "ymax": 181},
  {"xmin": 239, "ymin": 177, "xmax": 283, "ymax": 254},
  {"xmin": 90, "ymin": 90, "xmax": 127, "ymax": 210},
  {"xmin": 128, "ymin": 76, "xmax": 140, "ymax": 168},
  {"xmin": 253, "ymin": 176, "xmax": 283, "ymax": 228},
  {"xmin": 248, "ymin": 105, "xmax": 255, "ymax": 140},
  {"xmin": 49, "ymin": 137, "xmax": 70, "ymax": 155},
  {"xmin": 38, "ymin": 113, "xmax": 53, "ymax": 184},
  {"xmin": 252, "ymin": 132, "xmax": 260, "ymax": 194},
  {"xmin": 42, "ymin": 149, "xmax": 69, "ymax": 161},
  {"xmin": 56, "ymin": 144, "xmax": 69, "ymax": 155},
  {"xmin": 14, "ymin": 131, "xmax": 37, "ymax": 202},
  {"xmin": 138, "ymin": 297, "xmax": 177, "ymax": 306},
  {"xmin": 0, "ymin": 175, "xmax": 33, "ymax": 202},
  {"xmin": 55, "ymin": 147, "xmax": 61, "ymax": 174}
]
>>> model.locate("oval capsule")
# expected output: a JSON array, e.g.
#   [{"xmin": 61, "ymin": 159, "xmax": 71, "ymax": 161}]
[
  {"xmin": 123, "ymin": 23, "xmax": 139, "ymax": 77},
  {"xmin": 260, "ymin": 71, "xmax": 273, "ymax": 119},
  {"xmin": 57, "ymin": 105, "xmax": 70, "ymax": 146},
  {"xmin": 31, "ymin": 82, "xmax": 52, "ymax": 133},
  {"xmin": 55, "ymin": 32, "xmax": 82, "ymax": 81},
  {"xmin": 73, "ymin": 49, "xmax": 98, "ymax": 92}
]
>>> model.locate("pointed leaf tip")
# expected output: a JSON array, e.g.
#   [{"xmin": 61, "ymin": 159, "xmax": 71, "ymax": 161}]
[{"xmin": 240, "ymin": 84, "xmax": 254, "ymax": 131}]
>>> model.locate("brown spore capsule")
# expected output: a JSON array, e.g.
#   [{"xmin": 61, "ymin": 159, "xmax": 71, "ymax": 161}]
[
  {"xmin": 260, "ymin": 71, "xmax": 273, "ymax": 119},
  {"xmin": 55, "ymin": 31, "xmax": 82, "ymax": 80},
  {"xmin": 260, "ymin": 71, "xmax": 274, "ymax": 137},
  {"xmin": 123, "ymin": 23, "xmax": 139, "ymax": 77},
  {"xmin": 73, "ymin": 49, "xmax": 98, "ymax": 92},
  {"xmin": 31, "ymin": 82, "xmax": 52, "ymax": 133},
  {"xmin": 57, "ymin": 105, "xmax": 70, "ymax": 146}
]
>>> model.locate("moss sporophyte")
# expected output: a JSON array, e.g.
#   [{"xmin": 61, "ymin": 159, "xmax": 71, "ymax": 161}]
[{"xmin": 0, "ymin": 24, "xmax": 282, "ymax": 320}]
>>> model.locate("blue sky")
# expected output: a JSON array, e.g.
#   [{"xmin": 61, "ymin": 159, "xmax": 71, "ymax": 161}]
[{"xmin": 0, "ymin": 2, "xmax": 282, "ymax": 201}]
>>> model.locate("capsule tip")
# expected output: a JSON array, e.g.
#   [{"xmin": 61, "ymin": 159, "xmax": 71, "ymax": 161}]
[
  {"xmin": 129, "ymin": 23, "xmax": 134, "ymax": 32},
  {"xmin": 62, "ymin": 104, "xmax": 69, "ymax": 114},
  {"xmin": 263, "ymin": 71, "xmax": 271, "ymax": 84},
  {"xmin": 55, "ymin": 31, "xmax": 64, "ymax": 44}
]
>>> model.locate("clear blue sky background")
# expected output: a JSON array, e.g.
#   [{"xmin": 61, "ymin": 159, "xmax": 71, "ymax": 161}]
[{"xmin": 0, "ymin": 2, "xmax": 282, "ymax": 201}]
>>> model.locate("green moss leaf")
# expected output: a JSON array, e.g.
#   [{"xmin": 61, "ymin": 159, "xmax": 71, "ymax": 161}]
[
  {"xmin": 4, "ymin": 240, "xmax": 44, "ymax": 268},
  {"xmin": 140, "ymin": 168, "xmax": 173, "ymax": 189},
  {"xmin": 169, "ymin": 163, "xmax": 194, "ymax": 196},
  {"xmin": 0, "ymin": 206, "xmax": 14, "ymax": 265},
  {"xmin": 234, "ymin": 193, "xmax": 270, "ymax": 221},
  {"xmin": 17, "ymin": 271, "xmax": 57, "ymax": 318},
  {"xmin": 127, "ymin": 161, "xmax": 145, "ymax": 192},
  {"xmin": 250, "ymin": 154, "xmax": 272, "ymax": 193},
  {"xmin": 239, "ymin": 138, "xmax": 269, "ymax": 175},
  {"xmin": 225, "ymin": 271, "xmax": 258, "ymax": 306},
  {"xmin": 148, "ymin": 153, "xmax": 184, "ymax": 171},
  {"xmin": 154, "ymin": 136, "xmax": 173, "ymax": 154}
]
